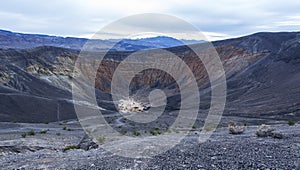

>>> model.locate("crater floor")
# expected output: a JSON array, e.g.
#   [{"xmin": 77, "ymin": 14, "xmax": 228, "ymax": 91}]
[{"xmin": 0, "ymin": 119, "xmax": 299, "ymax": 169}]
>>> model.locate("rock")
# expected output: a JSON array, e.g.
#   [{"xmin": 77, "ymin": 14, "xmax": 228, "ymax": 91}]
[
  {"xmin": 271, "ymin": 132, "xmax": 284, "ymax": 139},
  {"xmin": 77, "ymin": 134, "xmax": 98, "ymax": 151},
  {"xmin": 0, "ymin": 71, "xmax": 11, "ymax": 84},
  {"xmin": 256, "ymin": 124, "xmax": 275, "ymax": 137},
  {"xmin": 118, "ymin": 98, "xmax": 150, "ymax": 113},
  {"xmin": 228, "ymin": 123, "xmax": 245, "ymax": 134},
  {"xmin": 256, "ymin": 124, "xmax": 284, "ymax": 139},
  {"xmin": 26, "ymin": 65, "xmax": 38, "ymax": 73},
  {"xmin": 0, "ymin": 122, "xmax": 299, "ymax": 169}
]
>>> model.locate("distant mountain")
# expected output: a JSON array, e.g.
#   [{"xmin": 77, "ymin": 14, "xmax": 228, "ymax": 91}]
[
  {"xmin": 0, "ymin": 31, "xmax": 299, "ymax": 122},
  {"xmin": 0, "ymin": 29, "xmax": 201, "ymax": 51},
  {"xmin": 0, "ymin": 29, "xmax": 88, "ymax": 50}
]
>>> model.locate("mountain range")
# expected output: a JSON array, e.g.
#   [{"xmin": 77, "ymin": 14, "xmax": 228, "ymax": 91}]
[{"xmin": 0, "ymin": 29, "xmax": 203, "ymax": 51}]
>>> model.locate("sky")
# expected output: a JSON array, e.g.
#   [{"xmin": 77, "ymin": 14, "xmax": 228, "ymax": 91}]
[{"xmin": 1, "ymin": 0, "xmax": 300, "ymax": 41}]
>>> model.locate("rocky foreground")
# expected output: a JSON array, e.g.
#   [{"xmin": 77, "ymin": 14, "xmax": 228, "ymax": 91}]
[{"xmin": 0, "ymin": 121, "xmax": 299, "ymax": 169}]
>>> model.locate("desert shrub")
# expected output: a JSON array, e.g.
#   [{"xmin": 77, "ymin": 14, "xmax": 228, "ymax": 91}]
[
  {"xmin": 288, "ymin": 121, "xmax": 295, "ymax": 126},
  {"xmin": 21, "ymin": 133, "xmax": 27, "ymax": 138},
  {"xmin": 27, "ymin": 130, "xmax": 36, "ymax": 136},
  {"xmin": 133, "ymin": 130, "xmax": 141, "ymax": 136},
  {"xmin": 56, "ymin": 133, "xmax": 61, "ymax": 136},
  {"xmin": 97, "ymin": 136, "xmax": 105, "ymax": 143},
  {"xmin": 44, "ymin": 121, "xmax": 49, "ymax": 124},
  {"xmin": 120, "ymin": 130, "xmax": 127, "ymax": 135},
  {"xmin": 150, "ymin": 130, "xmax": 157, "ymax": 136},
  {"xmin": 173, "ymin": 128, "xmax": 180, "ymax": 133},
  {"xmin": 40, "ymin": 130, "xmax": 48, "ymax": 134},
  {"xmin": 63, "ymin": 126, "xmax": 67, "ymax": 130},
  {"xmin": 228, "ymin": 122, "xmax": 235, "ymax": 126},
  {"xmin": 166, "ymin": 128, "xmax": 171, "ymax": 133},
  {"xmin": 63, "ymin": 145, "xmax": 77, "ymax": 151},
  {"xmin": 192, "ymin": 125, "xmax": 196, "ymax": 129}
]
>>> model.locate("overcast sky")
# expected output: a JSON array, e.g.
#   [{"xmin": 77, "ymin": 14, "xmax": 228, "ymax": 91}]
[{"xmin": 1, "ymin": 0, "xmax": 300, "ymax": 41}]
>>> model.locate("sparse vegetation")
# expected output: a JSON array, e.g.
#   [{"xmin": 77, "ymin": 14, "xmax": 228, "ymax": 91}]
[
  {"xmin": 166, "ymin": 128, "xmax": 171, "ymax": 133},
  {"xmin": 192, "ymin": 125, "xmax": 196, "ymax": 129},
  {"xmin": 21, "ymin": 130, "xmax": 36, "ymax": 137},
  {"xmin": 173, "ymin": 128, "xmax": 180, "ymax": 133},
  {"xmin": 21, "ymin": 133, "xmax": 27, "ymax": 138},
  {"xmin": 150, "ymin": 130, "xmax": 158, "ymax": 136},
  {"xmin": 97, "ymin": 136, "xmax": 105, "ymax": 143},
  {"xmin": 44, "ymin": 121, "xmax": 49, "ymax": 124},
  {"xmin": 120, "ymin": 130, "xmax": 127, "ymax": 135},
  {"xmin": 62, "ymin": 126, "xmax": 73, "ymax": 131},
  {"xmin": 229, "ymin": 122, "xmax": 235, "ymax": 126},
  {"xmin": 288, "ymin": 121, "xmax": 295, "ymax": 126},
  {"xmin": 56, "ymin": 133, "xmax": 61, "ymax": 136},
  {"xmin": 40, "ymin": 129, "xmax": 48, "ymax": 134},
  {"xmin": 63, "ymin": 145, "xmax": 77, "ymax": 152},
  {"xmin": 27, "ymin": 130, "xmax": 36, "ymax": 136},
  {"xmin": 133, "ymin": 130, "xmax": 141, "ymax": 136}
]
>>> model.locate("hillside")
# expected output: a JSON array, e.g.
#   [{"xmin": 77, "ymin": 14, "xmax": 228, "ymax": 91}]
[{"xmin": 0, "ymin": 32, "xmax": 299, "ymax": 123}]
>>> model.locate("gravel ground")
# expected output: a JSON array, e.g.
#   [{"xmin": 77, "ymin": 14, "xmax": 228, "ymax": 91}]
[{"xmin": 0, "ymin": 122, "xmax": 299, "ymax": 169}]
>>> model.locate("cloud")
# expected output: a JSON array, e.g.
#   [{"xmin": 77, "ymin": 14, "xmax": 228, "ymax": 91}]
[
  {"xmin": 274, "ymin": 16, "xmax": 300, "ymax": 27},
  {"xmin": 0, "ymin": 0, "xmax": 299, "ymax": 40}
]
